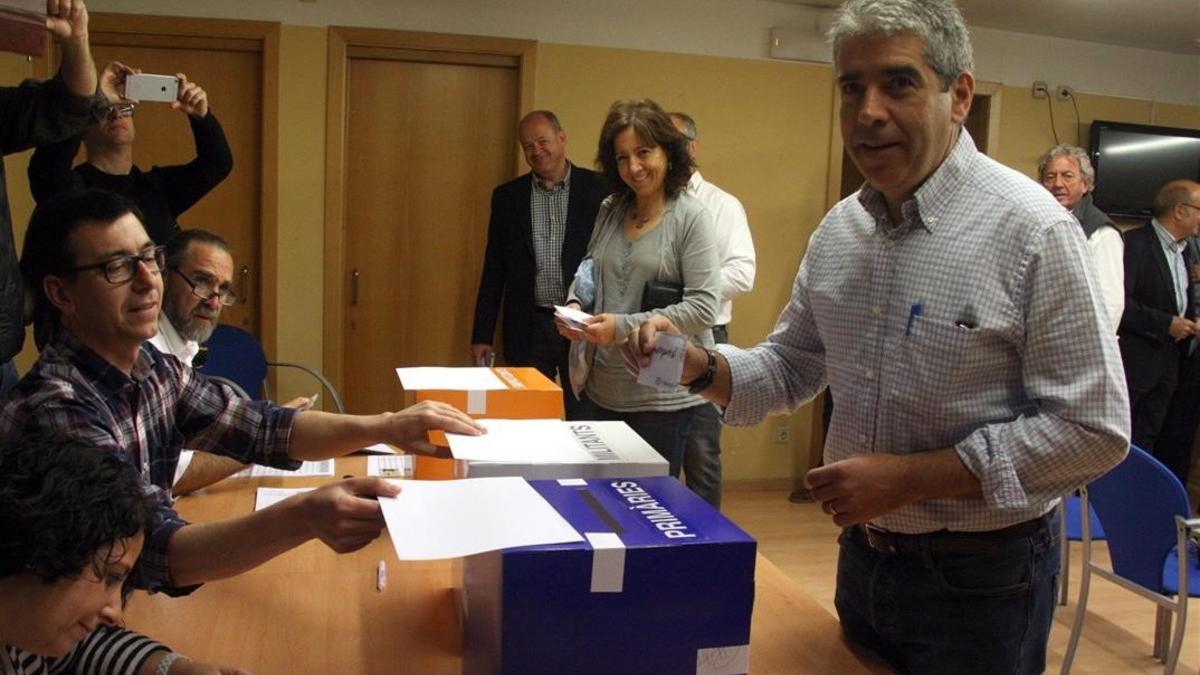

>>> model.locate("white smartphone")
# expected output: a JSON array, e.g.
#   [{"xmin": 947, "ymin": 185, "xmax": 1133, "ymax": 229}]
[{"xmin": 125, "ymin": 73, "xmax": 179, "ymax": 103}]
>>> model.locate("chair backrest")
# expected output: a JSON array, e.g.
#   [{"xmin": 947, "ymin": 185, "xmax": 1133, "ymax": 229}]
[
  {"xmin": 197, "ymin": 324, "xmax": 267, "ymax": 400},
  {"xmin": 1085, "ymin": 444, "xmax": 1191, "ymax": 591}
]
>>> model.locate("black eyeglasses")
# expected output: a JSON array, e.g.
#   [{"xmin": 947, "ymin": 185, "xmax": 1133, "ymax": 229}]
[
  {"xmin": 1181, "ymin": 203, "xmax": 1200, "ymax": 213},
  {"xmin": 66, "ymin": 246, "xmax": 165, "ymax": 285},
  {"xmin": 171, "ymin": 268, "xmax": 237, "ymax": 306}
]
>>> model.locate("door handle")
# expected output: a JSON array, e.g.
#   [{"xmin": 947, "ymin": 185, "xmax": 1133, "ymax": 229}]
[
  {"xmin": 351, "ymin": 268, "xmax": 360, "ymax": 306},
  {"xmin": 238, "ymin": 265, "xmax": 249, "ymax": 304}
]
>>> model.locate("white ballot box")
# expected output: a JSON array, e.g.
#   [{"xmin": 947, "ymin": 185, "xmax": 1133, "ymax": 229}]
[{"xmin": 446, "ymin": 419, "xmax": 668, "ymax": 479}]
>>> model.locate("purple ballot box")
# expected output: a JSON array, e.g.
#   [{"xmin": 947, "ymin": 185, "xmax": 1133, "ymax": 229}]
[{"xmin": 462, "ymin": 476, "xmax": 757, "ymax": 675}]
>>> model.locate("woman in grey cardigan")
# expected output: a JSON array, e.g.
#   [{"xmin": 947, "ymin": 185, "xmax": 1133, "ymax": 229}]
[{"xmin": 558, "ymin": 99, "xmax": 720, "ymax": 477}]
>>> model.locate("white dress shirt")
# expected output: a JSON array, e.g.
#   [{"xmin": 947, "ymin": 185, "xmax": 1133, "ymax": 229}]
[
  {"xmin": 686, "ymin": 172, "xmax": 756, "ymax": 326},
  {"xmin": 148, "ymin": 315, "xmax": 200, "ymax": 367}
]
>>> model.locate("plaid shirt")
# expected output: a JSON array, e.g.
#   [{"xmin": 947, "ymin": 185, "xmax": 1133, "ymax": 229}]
[
  {"xmin": 0, "ymin": 330, "xmax": 298, "ymax": 593},
  {"xmin": 531, "ymin": 164, "xmax": 572, "ymax": 308},
  {"xmin": 719, "ymin": 130, "xmax": 1130, "ymax": 533}
]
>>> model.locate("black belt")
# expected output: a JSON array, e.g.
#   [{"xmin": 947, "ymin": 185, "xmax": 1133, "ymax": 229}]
[{"xmin": 857, "ymin": 513, "xmax": 1051, "ymax": 557}]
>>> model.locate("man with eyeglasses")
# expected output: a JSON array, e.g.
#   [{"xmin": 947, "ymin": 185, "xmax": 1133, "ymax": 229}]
[
  {"xmin": 0, "ymin": 0, "xmax": 121, "ymax": 398},
  {"xmin": 150, "ymin": 228, "xmax": 234, "ymax": 366},
  {"xmin": 4, "ymin": 189, "xmax": 485, "ymax": 596},
  {"xmin": 1121, "ymin": 179, "xmax": 1200, "ymax": 484},
  {"xmin": 28, "ymin": 67, "xmax": 232, "ymax": 247}
]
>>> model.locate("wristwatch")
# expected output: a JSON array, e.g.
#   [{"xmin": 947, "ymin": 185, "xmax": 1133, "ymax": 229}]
[{"xmin": 685, "ymin": 347, "xmax": 717, "ymax": 394}]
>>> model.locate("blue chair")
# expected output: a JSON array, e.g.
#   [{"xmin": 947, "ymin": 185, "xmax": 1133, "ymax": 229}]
[
  {"xmin": 198, "ymin": 324, "xmax": 346, "ymax": 412},
  {"xmin": 1060, "ymin": 445, "xmax": 1200, "ymax": 675},
  {"xmin": 1058, "ymin": 493, "xmax": 1107, "ymax": 605}
]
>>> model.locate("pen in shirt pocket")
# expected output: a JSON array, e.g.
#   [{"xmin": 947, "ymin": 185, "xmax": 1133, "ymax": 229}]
[
  {"xmin": 904, "ymin": 302, "xmax": 923, "ymax": 337},
  {"xmin": 954, "ymin": 305, "xmax": 979, "ymax": 329}
]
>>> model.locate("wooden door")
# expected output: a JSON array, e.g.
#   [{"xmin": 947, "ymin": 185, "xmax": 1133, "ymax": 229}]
[{"xmin": 340, "ymin": 53, "xmax": 518, "ymax": 414}]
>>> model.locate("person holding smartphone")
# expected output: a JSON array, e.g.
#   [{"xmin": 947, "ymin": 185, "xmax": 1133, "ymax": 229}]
[{"xmin": 28, "ymin": 64, "xmax": 233, "ymax": 246}]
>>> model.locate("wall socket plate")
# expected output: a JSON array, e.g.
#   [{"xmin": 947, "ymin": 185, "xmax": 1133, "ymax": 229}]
[
  {"xmin": 1032, "ymin": 81, "xmax": 1049, "ymax": 99},
  {"xmin": 1056, "ymin": 85, "xmax": 1073, "ymax": 100},
  {"xmin": 773, "ymin": 426, "xmax": 791, "ymax": 444}
]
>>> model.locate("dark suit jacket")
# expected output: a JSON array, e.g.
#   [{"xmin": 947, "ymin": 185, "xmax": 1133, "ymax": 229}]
[
  {"xmin": 471, "ymin": 165, "xmax": 609, "ymax": 364},
  {"xmin": 1118, "ymin": 223, "xmax": 1193, "ymax": 393}
]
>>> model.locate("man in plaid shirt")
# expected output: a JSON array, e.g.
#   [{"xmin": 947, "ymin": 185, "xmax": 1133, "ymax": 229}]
[{"xmin": 1, "ymin": 189, "xmax": 483, "ymax": 596}]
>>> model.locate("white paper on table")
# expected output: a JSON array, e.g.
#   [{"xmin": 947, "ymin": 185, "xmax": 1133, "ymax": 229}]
[
  {"xmin": 234, "ymin": 459, "xmax": 335, "ymax": 479},
  {"xmin": 395, "ymin": 367, "xmax": 506, "ymax": 391},
  {"xmin": 172, "ymin": 450, "xmax": 195, "ymax": 487},
  {"xmin": 445, "ymin": 419, "xmax": 594, "ymax": 463},
  {"xmin": 368, "ymin": 454, "xmax": 414, "ymax": 478},
  {"xmin": 636, "ymin": 332, "xmax": 686, "ymax": 391},
  {"xmin": 355, "ymin": 443, "xmax": 396, "ymax": 455},
  {"xmin": 254, "ymin": 487, "xmax": 314, "ymax": 511},
  {"xmin": 553, "ymin": 304, "xmax": 592, "ymax": 329},
  {"xmin": 380, "ymin": 476, "xmax": 583, "ymax": 560}
]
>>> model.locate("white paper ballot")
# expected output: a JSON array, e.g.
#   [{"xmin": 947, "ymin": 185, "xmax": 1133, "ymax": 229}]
[
  {"xmin": 356, "ymin": 443, "xmax": 396, "ymax": 455},
  {"xmin": 368, "ymin": 454, "xmax": 414, "ymax": 478},
  {"xmin": 254, "ymin": 487, "xmax": 314, "ymax": 511},
  {"xmin": 395, "ymin": 367, "xmax": 506, "ymax": 391},
  {"xmin": 636, "ymin": 332, "xmax": 686, "ymax": 391},
  {"xmin": 446, "ymin": 419, "xmax": 593, "ymax": 463},
  {"xmin": 553, "ymin": 304, "xmax": 592, "ymax": 329},
  {"xmin": 380, "ymin": 477, "xmax": 582, "ymax": 560},
  {"xmin": 235, "ymin": 459, "xmax": 335, "ymax": 479}
]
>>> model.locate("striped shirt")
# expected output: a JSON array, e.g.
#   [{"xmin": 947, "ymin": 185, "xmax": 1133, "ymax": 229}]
[
  {"xmin": 0, "ymin": 330, "xmax": 299, "ymax": 593},
  {"xmin": 531, "ymin": 164, "xmax": 572, "ymax": 308},
  {"xmin": 1150, "ymin": 217, "xmax": 1188, "ymax": 315},
  {"xmin": 4, "ymin": 626, "xmax": 167, "ymax": 675},
  {"xmin": 718, "ymin": 130, "xmax": 1130, "ymax": 533}
]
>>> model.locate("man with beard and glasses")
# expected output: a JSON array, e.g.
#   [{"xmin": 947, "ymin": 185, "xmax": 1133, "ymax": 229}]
[{"xmin": 150, "ymin": 228, "xmax": 314, "ymax": 495}]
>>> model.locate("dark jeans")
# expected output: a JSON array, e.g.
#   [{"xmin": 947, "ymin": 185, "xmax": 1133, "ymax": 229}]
[
  {"xmin": 526, "ymin": 310, "xmax": 586, "ymax": 420},
  {"xmin": 835, "ymin": 514, "xmax": 1060, "ymax": 675},
  {"xmin": 0, "ymin": 360, "xmax": 17, "ymax": 402},
  {"xmin": 1127, "ymin": 357, "xmax": 1180, "ymax": 452},
  {"xmin": 573, "ymin": 396, "xmax": 701, "ymax": 478},
  {"xmin": 682, "ymin": 323, "xmax": 727, "ymax": 509},
  {"xmin": 1154, "ymin": 348, "xmax": 1200, "ymax": 485}
]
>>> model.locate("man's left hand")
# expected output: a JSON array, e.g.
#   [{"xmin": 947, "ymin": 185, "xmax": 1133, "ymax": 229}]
[
  {"xmin": 173, "ymin": 73, "xmax": 209, "ymax": 118},
  {"xmin": 385, "ymin": 400, "xmax": 485, "ymax": 456},
  {"xmin": 45, "ymin": 0, "xmax": 87, "ymax": 44},
  {"xmin": 804, "ymin": 454, "xmax": 921, "ymax": 527}
]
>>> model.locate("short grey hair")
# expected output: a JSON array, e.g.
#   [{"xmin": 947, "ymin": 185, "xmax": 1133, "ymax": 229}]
[
  {"xmin": 669, "ymin": 112, "xmax": 697, "ymax": 141},
  {"xmin": 828, "ymin": 0, "xmax": 974, "ymax": 91},
  {"xmin": 1037, "ymin": 145, "xmax": 1096, "ymax": 189}
]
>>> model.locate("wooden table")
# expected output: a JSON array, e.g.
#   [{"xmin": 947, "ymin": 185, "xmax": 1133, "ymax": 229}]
[{"xmin": 124, "ymin": 458, "xmax": 891, "ymax": 674}]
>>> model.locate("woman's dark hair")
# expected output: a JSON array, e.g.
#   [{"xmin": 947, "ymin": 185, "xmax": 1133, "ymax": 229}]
[
  {"xmin": 20, "ymin": 189, "xmax": 144, "ymax": 348},
  {"xmin": 595, "ymin": 98, "xmax": 695, "ymax": 202},
  {"xmin": 0, "ymin": 435, "xmax": 147, "ymax": 583}
]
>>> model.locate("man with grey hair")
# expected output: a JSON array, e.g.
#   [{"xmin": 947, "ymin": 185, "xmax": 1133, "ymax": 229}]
[
  {"xmin": 1120, "ymin": 179, "xmax": 1200, "ymax": 484},
  {"xmin": 625, "ymin": 0, "xmax": 1129, "ymax": 671},
  {"xmin": 149, "ymin": 228, "xmax": 234, "ymax": 365},
  {"xmin": 1039, "ymin": 144, "xmax": 1124, "ymax": 329},
  {"xmin": 669, "ymin": 111, "xmax": 757, "ymax": 509}
]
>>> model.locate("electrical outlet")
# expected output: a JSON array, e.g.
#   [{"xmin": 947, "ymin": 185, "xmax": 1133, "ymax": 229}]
[
  {"xmin": 773, "ymin": 426, "xmax": 791, "ymax": 444},
  {"xmin": 1032, "ymin": 81, "xmax": 1049, "ymax": 99},
  {"xmin": 1056, "ymin": 85, "xmax": 1073, "ymax": 101}
]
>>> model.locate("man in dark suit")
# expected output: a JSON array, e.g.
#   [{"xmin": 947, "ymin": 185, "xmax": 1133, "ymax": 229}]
[
  {"xmin": 1119, "ymin": 180, "xmax": 1200, "ymax": 467},
  {"xmin": 471, "ymin": 110, "xmax": 608, "ymax": 417}
]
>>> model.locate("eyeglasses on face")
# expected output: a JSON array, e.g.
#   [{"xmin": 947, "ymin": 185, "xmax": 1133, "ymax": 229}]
[
  {"xmin": 105, "ymin": 103, "xmax": 135, "ymax": 120},
  {"xmin": 66, "ymin": 246, "xmax": 165, "ymax": 285},
  {"xmin": 171, "ymin": 267, "xmax": 237, "ymax": 307}
]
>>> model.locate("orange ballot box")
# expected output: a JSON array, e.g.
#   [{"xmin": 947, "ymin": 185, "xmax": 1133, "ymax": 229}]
[{"xmin": 396, "ymin": 366, "xmax": 564, "ymax": 479}]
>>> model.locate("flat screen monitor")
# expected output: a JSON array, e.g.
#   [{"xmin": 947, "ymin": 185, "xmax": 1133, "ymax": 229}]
[{"xmin": 1089, "ymin": 120, "xmax": 1200, "ymax": 219}]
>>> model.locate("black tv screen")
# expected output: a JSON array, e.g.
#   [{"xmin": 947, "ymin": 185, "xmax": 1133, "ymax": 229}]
[{"xmin": 1089, "ymin": 120, "xmax": 1200, "ymax": 219}]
